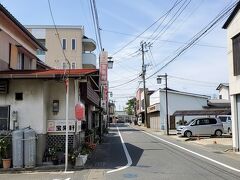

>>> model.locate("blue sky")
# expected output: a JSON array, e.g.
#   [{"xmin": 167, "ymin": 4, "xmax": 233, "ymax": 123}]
[{"xmin": 0, "ymin": 0, "xmax": 235, "ymax": 110}]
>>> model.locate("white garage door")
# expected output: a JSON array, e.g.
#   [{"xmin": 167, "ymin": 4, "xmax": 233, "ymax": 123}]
[{"xmin": 150, "ymin": 114, "xmax": 160, "ymax": 130}]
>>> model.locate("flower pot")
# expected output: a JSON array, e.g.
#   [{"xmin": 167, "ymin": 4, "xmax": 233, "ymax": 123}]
[{"xmin": 2, "ymin": 159, "xmax": 11, "ymax": 169}]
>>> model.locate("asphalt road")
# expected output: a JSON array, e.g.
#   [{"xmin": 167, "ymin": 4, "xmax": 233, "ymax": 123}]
[
  {"xmin": 1, "ymin": 124, "xmax": 240, "ymax": 180},
  {"xmin": 89, "ymin": 124, "xmax": 240, "ymax": 180}
]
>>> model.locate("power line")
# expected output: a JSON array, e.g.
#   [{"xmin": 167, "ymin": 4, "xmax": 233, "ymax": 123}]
[
  {"xmin": 111, "ymin": 0, "xmax": 184, "ymax": 56},
  {"xmin": 47, "ymin": 0, "xmax": 70, "ymax": 78},
  {"xmin": 168, "ymin": 75, "xmax": 219, "ymax": 85},
  {"xmin": 102, "ymin": 29, "xmax": 226, "ymax": 49},
  {"xmin": 89, "ymin": 0, "xmax": 102, "ymax": 52},
  {"xmin": 109, "ymin": 76, "xmax": 140, "ymax": 89},
  {"xmin": 146, "ymin": 1, "xmax": 238, "ymax": 80},
  {"xmin": 150, "ymin": 0, "xmax": 192, "ymax": 44}
]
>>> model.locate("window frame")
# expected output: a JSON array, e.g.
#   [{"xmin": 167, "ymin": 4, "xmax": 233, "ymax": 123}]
[
  {"xmin": 71, "ymin": 38, "xmax": 76, "ymax": 50},
  {"xmin": 0, "ymin": 106, "xmax": 10, "ymax": 131},
  {"xmin": 71, "ymin": 62, "xmax": 76, "ymax": 69},
  {"xmin": 62, "ymin": 38, "xmax": 67, "ymax": 50},
  {"xmin": 232, "ymin": 33, "xmax": 240, "ymax": 76},
  {"xmin": 62, "ymin": 62, "xmax": 67, "ymax": 69}
]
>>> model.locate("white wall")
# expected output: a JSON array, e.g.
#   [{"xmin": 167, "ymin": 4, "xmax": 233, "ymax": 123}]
[
  {"xmin": 227, "ymin": 10, "xmax": 240, "ymax": 95},
  {"xmin": 219, "ymin": 86, "xmax": 230, "ymax": 100},
  {"xmin": 226, "ymin": 9, "xmax": 240, "ymax": 151},
  {"xmin": 159, "ymin": 90, "xmax": 208, "ymax": 130},
  {"xmin": 0, "ymin": 79, "xmax": 45, "ymax": 134},
  {"xmin": 47, "ymin": 79, "xmax": 76, "ymax": 120},
  {"xmin": 150, "ymin": 90, "xmax": 160, "ymax": 105}
]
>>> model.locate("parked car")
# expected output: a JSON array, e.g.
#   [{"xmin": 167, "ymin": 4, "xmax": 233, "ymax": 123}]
[
  {"xmin": 178, "ymin": 117, "xmax": 224, "ymax": 138},
  {"xmin": 217, "ymin": 115, "xmax": 232, "ymax": 134}
]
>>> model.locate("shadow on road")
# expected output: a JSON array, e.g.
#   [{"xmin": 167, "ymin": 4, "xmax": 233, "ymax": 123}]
[{"xmin": 85, "ymin": 125, "xmax": 144, "ymax": 170}]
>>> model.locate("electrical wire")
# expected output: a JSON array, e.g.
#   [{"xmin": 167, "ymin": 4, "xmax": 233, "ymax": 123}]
[
  {"xmin": 47, "ymin": 0, "xmax": 70, "ymax": 79},
  {"xmin": 146, "ymin": 0, "xmax": 239, "ymax": 80},
  {"xmin": 109, "ymin": 76, "xmax": 140, "ymax": 89},
  {"xmin": 111, "ymin": 0, "xmax": 184, "ymax": 56},
  {"xmin": 101, "ymin": 29, "xmax": 226, "ymax": 49},
  {"xmin": 89, "ymin": 0, "xmax": 102, "ymax": 52}
]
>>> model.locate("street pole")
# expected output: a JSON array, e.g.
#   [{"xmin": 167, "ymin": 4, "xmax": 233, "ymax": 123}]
[
  {"xmin": 64, "ymin": 78, "xmax": 69, "ymax": 172},
  {"xmin": 141, "ymin": 42, "xmax": 148, "ymax": 128},
  {"xmin": 165, "ymin": 74, "xmax": 169, "ymax": 135}
]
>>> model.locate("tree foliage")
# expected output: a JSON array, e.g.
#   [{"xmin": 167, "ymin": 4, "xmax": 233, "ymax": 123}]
[{"xmin": 126, "ymin": 98, "xmax": 135, "ymax": 115}]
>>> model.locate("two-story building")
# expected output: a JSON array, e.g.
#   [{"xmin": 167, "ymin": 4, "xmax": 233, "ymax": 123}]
[
  {"xmin": 0, "ymin": 4, "xmax": 100, "ymax": 165},
  {"xmin": 223, "ymin": 1, "xmax": 240, "ymax": 151}
]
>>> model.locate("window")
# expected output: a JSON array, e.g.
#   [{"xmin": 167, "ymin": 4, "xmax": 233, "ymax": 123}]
[
  {"xmin": 219, "ymin": 116, "xmax": 227, "ymax": 122},
  {"xmin": 18, "ymin": 53, "xmax": 24, "ymax": 70},
  {"xmin": 72, "ymin": 39, "xmax": 76, "ymax": 50},
  {"xmin": 232, "ymin": 33, "xmax": 240, "ymax": 76},
  {"xmin": 72, "ymin": 62, "xmax": 76, "ymax": 69},
  {"xmin": 0, "ymin": 106, "xmax": 10, "ymax": 131},
  {"xmin": 15, "ymin": 92, "xmax": 23, "ymax": 101},
  {"xmin": 62, "ymin": 39, "xmax": 67, "ymax": 50},
  {"xmin": 36, "ymin": 39, "xmax": 46, "ymax": 55},
  {"xmin": 63, "ymin": 62, "xmax": 66, "ymax": 69},
  {"xmin": 209, "ymin": 118, "xmax": 217, "ymax": 124}
]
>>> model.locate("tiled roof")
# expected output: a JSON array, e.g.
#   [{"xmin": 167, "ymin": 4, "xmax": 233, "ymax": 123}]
[
  {"xmin": 0, "ymin": 3, "xmax": 47, "ymax": 51},
  {"xmin": 0, "ymin": 69, "xmax": 98, "ymax": 79}
]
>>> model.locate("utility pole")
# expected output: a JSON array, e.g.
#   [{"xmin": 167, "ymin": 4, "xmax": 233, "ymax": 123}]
[
  {"xmin": 157, "ymin": 74, "xmax": 169, "ymax": 135},
  {"xmin": 141, "ymin": 42, "xmax": 149, "ymax": 128},
  {"xmin": 165, "ymin": 73, "xmax": 169, "ymax": 135}
]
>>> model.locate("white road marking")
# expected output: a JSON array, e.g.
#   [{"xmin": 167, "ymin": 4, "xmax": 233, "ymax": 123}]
[
  {"xmin": 141, "ymin": 130, "xmax": 240, "ymax": 173},
  {"xmin": 106, "ymin": 126, "xmax": 132, "ymax": 174}
]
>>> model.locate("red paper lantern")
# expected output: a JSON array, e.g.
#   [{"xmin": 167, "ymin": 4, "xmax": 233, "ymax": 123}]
[{"xmin": 75, "ymin": 102, "xmax": 85, "ymax": 121}]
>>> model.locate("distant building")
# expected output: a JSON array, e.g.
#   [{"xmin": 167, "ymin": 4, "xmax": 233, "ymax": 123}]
[
  {"xmin": 216, "ymin": 83, "xmax": 230, "ymax": 100},
  {"xmin": 147, "ymin": 88, "xmax": 210, "ymax": 132},
  {"xmin": 26, "ymin": 25, "xmax": 96, "ymax": 69},
  {"xmin": 223, "ymin": 1, "xmax": 240, "ymax": 151}
]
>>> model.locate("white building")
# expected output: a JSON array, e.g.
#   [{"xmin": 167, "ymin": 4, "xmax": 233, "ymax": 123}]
[
  {"xmin": 0, "ymin": 69, "xmax": 100, "ymax": 164},
  {"xmin": 223, "ymin": 2, "xmax": 240, "ymax": 151},
  {"xmin": 216, "ymin": 83, "xmax": 230, "ymax": 100},
  {"xmin": 148, "ymin": 89, "xmax": 210, "ymax": 131}
]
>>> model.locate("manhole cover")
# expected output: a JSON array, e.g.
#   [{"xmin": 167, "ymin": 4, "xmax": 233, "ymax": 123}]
[{"xmin": 123, "ymin": 173, "xmax": 138, "ymax": 178}]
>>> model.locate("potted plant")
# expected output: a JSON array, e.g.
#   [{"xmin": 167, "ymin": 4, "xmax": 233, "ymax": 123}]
[
  {"xmin": 0, "ymin": 138, "xmax": 11, "ymax": 169},
  {"xmin": 48, "ymin": 147, "xmax": 58, "ymax": 165}
]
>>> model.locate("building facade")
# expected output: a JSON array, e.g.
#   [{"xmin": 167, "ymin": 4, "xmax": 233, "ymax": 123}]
[
  {"xmin": 148, "ymin": 89, "xmax": 210, "ymax": 132},
  {"xmin": 223, "ymin": 2, "xmax": 240, "ymax": 151},
  {"xmin": 26, "ymin": 25, "xmax": 96, "ymax": 69}
]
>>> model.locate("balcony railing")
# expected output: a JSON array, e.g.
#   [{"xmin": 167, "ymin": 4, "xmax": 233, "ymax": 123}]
[
  {"xmin": 82, "ymin": 37, "xmax": 96, "ymax": 52},
  {"xmin": 82, "ymin": 53, "xmax": 96, "ymax": 68}
]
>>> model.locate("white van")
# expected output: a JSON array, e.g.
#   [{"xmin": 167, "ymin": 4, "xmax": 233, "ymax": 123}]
[
  {"xmin": 179, "ymin": 117, "xmax": 224, "ymax": 137},
  {"xmin": 217, "ymin": 115, "xmax": 232, "ymax": 134}
]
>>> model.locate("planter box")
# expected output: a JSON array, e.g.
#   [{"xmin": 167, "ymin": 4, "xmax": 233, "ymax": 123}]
[{"xmin": 75, "ymin": 154, "xmax": 88, "ymax": 167}]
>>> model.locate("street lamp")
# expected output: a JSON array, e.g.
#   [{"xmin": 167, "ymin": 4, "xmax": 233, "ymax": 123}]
[
  {"xmin": 108, "ymin": 57, "xmax": 114, "ymax": 69},
  {"xmin": 157, "ymin": 73, "xmax": 169, "ymax": 135}
]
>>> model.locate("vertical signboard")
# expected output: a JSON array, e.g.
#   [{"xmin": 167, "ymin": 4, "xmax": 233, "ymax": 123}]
[{"xmin": 100, "ymin": 51, "xmax": 108, "ymax": 110}]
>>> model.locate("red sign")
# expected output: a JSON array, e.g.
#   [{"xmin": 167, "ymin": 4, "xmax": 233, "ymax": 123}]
[{"xmin": 75, "ymin": 103, "xmax": 85, "ymax": 121}]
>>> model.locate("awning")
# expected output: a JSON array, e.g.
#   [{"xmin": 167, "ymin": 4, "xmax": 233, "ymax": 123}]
[
  {"xmin": 173, "ymin": 109, "xmax": 231, "ymax": 116},
  {"xmin": 0, "ymin": 69, "xmax": 98, "ymax": 79}
]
